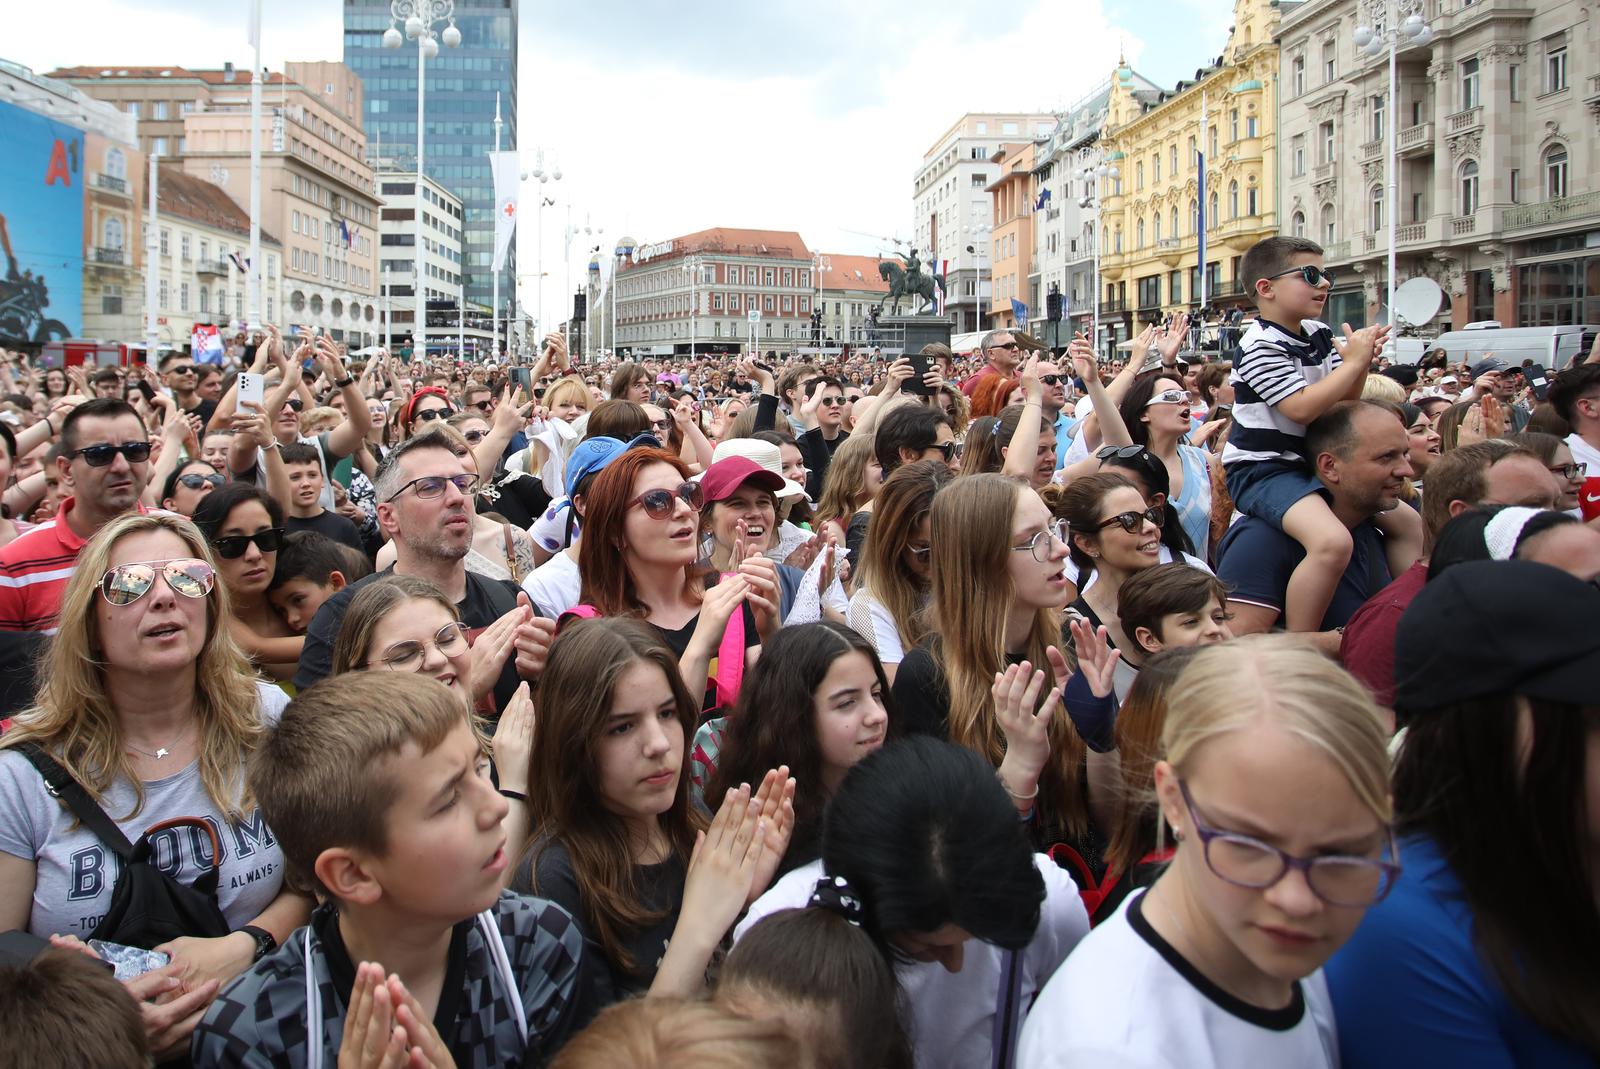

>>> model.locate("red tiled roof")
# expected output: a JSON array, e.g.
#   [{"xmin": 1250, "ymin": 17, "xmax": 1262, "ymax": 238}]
[
  {"xmin": 673, "ymin": 227, "xmax": 812, "ymax": 261},
  {"xmin": 157, "ymin": 167, "xmax": 281, "ymax": 245},
  {"xmin": 818, "ymin": 253, "xmax": 890, "ymax": 294}
]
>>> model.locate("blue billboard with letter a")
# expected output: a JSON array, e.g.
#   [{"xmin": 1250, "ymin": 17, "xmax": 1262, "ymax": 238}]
[{"xmin": 0, "ymin": 98, "xmax": 83, "ymax": 343}]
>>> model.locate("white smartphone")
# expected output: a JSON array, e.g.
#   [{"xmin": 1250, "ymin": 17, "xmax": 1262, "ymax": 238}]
[{"xmin": 237, "ymin": 372, "xmax": 264, "ymax": 407}]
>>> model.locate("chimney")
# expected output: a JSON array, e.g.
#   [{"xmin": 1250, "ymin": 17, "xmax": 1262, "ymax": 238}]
[{"xmin": 224, "ymin": 61, "xmax": 234, "ymax": 82}]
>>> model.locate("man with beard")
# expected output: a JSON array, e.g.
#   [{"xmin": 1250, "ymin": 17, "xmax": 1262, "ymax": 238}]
[
  {"xmin": 292, "ymin": 429, "xmax": 556, "ymax": 710},
  {"xmin": 0, "ymin": 399, "xmax": 153, "ymax": 632}
]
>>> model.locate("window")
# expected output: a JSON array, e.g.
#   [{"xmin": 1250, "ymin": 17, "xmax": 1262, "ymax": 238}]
[
  {"xmin": 152, "ymin": 101, "xmax": 168, "ymax": 120},
  {"xmin": 1153, "ymin": 215, "xmax": 1162, "ymax": 242},
  {"xmin": 236, "ymin": 292, "xmax": 244, "ymax": 319},
  {"xmin": 1292, "ymin": 210, "xmax": 1306, "ymax": 237},
  {"xmin": 1544, "ymin": 35, "xmax": 1567, "ymax": 93},
  {"xmin": 1138, "ymin": 276, "xmax": 1161, "ymax": 309},
  {"xmin": 1209, "ymin": 126, "xmax": 1218, "ymax": 158},
  {"xmin": 1322, "ymin": 204, "xmax": 1336, "ymax": 244},
  {"xmin": 180, "ymin": 234, "xmax": 192, "ymax": 261},
  {"xmin": 1509, "ymin": 64, "xmax": 1521, "ymax": 102},
  {"xmin": 1136, "ymin": 162, "xmax": 1144, "ymax": 190},
  {"xmin": 1188, "ymin": 135, "xmax": 1197, "ymax": 167},
  {"xmin": 976, "ymin": 121, "xmax": 988, "ymax": 134},
  {"xmin": 103, "ymin": 217, "xmax": 124, "ymax": 249},
  {"xmin": 1372, "ymin": 94, "xmax": 1385, "ymax": 141},
  {"xmin": 1322, "ymin": 39, "xmax": 1336, "ymax": 83},
  {"xmin": 971, "ymin": 173, "xmax": 985, "ymax": 188},
  {"xmin": 1002, "ymin": 121, "xmax": 1019, "ymax": 135},
  {"xmin": 1153, "ymin": 153, "xmax": 1161, "ymax": 183},
  {"xmin": 1320, "ymin": 121, "xmax": 1335, "ymax": 164},
  {"xmin": 1247, "ymin": 184, "xmax": 1258, "ymax": 216},
  {"xmin": 1170, "ymin": 207, "xmax": 1179, "ymax": 238},
  {"xmin": 1411, "ymin": 192, "xmax": 1425, "ymax": 222},
  {"xmin": 1291, "ymin": 56, "xmax": 1305, "ymax": 97},
  {"xmin": 1136, "ymin": 219, "xmax": 1145, "ymax": 248},
  {"xmin": 1460, "ymin": 58, "xmax": 1480, "ymax": 109},
  {"xmin": 1229, "ymin": 181, "xmax": 1239, "ymax": 219},
  {"xmin": 1170, "ymin": 146, "xmax": 1178, "ymax": 175},
  {"xmin": 198, "ymin": 286, "xmax": 209, "ymax": 315},
  {"xmin": 1169, "ymin": 270, "xmax": 1183, "ymax": 304},
  {"xmin": 1189, "ymin": 198, "xmax": 1199, "ymax": 234},
  {"xmin": 728, "ymin": 265, "xmax": 740, "ymax": 284},
  {"xmin": 127, "ymin": 101, "xmax": 140, "ymax": 118},
  {"xmin": 1292, "ymin": 134, "xmax": 1306, "ymax": 177},
  {"xmin": 151, "ymin": 136, "xmax": 167, "ymax": 155},
  {"xmin": 1246, "ymin": 115, "xmax": 1258, "ymax": 138},
  {"xmin": 1459, "ymin": 160, "xmax": 1480, "ymax": 215},
  {"xmin": 1510, "ymin": 168, "xmax": 1520, "ymax": 204},
  {"xmin": 159, "ymin": 279, "xmax": 169, "ymax": 309},
  {"xmin": 1230, "ymin": 109, "xmax": 1239, "ymax": 142},
  {"xmin": 1208, "ymin": 191, "xmax": 1219, "ymax": 227},
  {"xmin": 198, "ymin": 240, "xmax": 208, "ymax": 263},
  {"xmin": 179, "ymin": 283, "xmax": 190, "ymax": 313},
  {"xmin": 1544, "ymin": 146, "xmax": 1568, "ymax": 199},
  {"xmin": 764, "ymin": 294, "xmax": 774, "ymax": 312},
  {"xmin": 1371, "ymin": 186, "xmax": 1384, "ymax": 231}
]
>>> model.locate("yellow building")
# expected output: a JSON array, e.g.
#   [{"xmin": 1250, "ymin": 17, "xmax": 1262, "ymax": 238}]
[{"xmin": 1098, "ymin": 0, "xmax": 1282, "ymax": 349}]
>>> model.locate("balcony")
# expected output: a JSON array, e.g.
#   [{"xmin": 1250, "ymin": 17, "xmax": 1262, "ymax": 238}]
[
  {"xmin": 1447, "ymin": 107, "xmax": 1482, "ymax": 133},
  {"xmin": 91, "ymin": 172, "xmax": 129, "ymax": 196},
  {"xmin": 1323, "ymin": 240, "xmax": 1351, "ymax": 262},
  {"xmin": 1397, "ymin": 121, "xmax": 1434, "ymax": 157},
  {"xmin": 195, "ymin": 258, "xmax": 229, "ymax": 277},
  {"xmin": 1397, "ymin": 221, "xmax": 1429, "ymax": 245},
  {"xmin": 1099, "ymin": 299, "xmax": 1127, "ymax": 315},
  {"xmin": 1586, "ymin": 73, "xmax": 1600, "ymax": 107},
  {"xmin": 1450, "ymin": 214, "xmax": 1478, "ymax": 237},
  {"xmin": 1501, "ymin": 191, "xmax": 1600, "ymax": 235},
  {"xmin": 1360, "ymin": 138, "xmax": 1383, "ymax": 161},
  {"xmin": 92, "ymin": 246, "xmax": 126, "ymax": 266},
  {"xmin": 1313, "ymin": 161, "xmax": 1334, "ymax": 181}
]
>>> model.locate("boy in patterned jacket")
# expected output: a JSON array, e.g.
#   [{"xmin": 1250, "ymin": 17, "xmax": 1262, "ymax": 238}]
[{"xmin": 192, "ymin": 672, "xmax": 594, "ymax": 1068}]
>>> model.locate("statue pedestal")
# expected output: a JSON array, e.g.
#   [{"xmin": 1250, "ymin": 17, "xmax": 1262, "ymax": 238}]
[{"xmin": 878, "ymin": 315, "xmax": 953, "ymax": 355}]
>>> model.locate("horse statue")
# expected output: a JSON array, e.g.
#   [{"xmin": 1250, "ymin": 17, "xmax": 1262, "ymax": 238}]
[{"xmin": 876, "ymin": 249, "xmax": 945, "ymax": 315}]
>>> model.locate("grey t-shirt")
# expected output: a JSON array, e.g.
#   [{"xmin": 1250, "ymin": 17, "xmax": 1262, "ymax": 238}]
[{"xmin": 0, "ymin": 682, "xmax": 289, "ymax": 939}]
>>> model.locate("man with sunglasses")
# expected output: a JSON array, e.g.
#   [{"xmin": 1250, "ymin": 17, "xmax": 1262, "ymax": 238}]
[
  {"xmin": 796, "ymin": 376, "xmax": 852, "ymax": 500},
  {"xmin": 159, "ymin": 351, "xmax": 216, "ymax": 432},
  {"xmin": 292, "ymin": 429, "xmax": 557, "ymax": 711},
  {"xmin": 960, "ymin": 330, "xmax": 1021, "ymax": 397},
  {"xmin": 0, "ymin": 399, "xmax": 154, "ymax": 632}
]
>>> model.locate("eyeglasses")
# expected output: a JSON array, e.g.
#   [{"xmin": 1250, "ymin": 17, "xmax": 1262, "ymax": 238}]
[
  {"xmin": 211, "ymin": 527, "xmax": 286, "ymax": 559},
  {"xmin": 1177, "ymin": 780, "xmax": 1399, "ymax": 907},
  {"xmin": 1039, "ymin": 374, "xmax": 1063, "ymax": 386},
  {"xmin": 818, "ymin": 396, "xmax": 845, "ymax": 407},
  {"xmin": 1265, "ymin": 264, "xmax": 1335, "ymax": 288},
  {"xmin": 285, "ymin": 398, "xmax": 305, "ymax": 413},
  {"xmin": 1145, "ymin": 389, "xmax": 1189, "ymax": 407},
  {"xmin": 1096, "ymin": 506, "xmax": 1164, "ymax": 533},
  {"xmin": 989, "ymin": 342, "xmax": 1020, "ymax": 352},
  {"xmin": 168, "ymin": 365, "xmax": 196, "ymax": 377},
  {"xmin": 99, "ymin": 557, "xmax": 216, "ymax": 606},
  {"xmin": 1011, "ymin": 519, "xmax": 1069, "ymax": 563},
  {"xmin": 1550, "ymin": 462, "xmax": 1587, "ymax": 481},
  {"xmin": 926, "ymin": 441, "xmax": 958, "ymax": 462},
  {"xmin": 650, "ymin": 418, "xmax": 672, "ymax": 434},
  {"xmin": 67, "ymin": 442, "xmax": 153, "ymax": 467},
  {"xmin": 414, "ymin": 407, "xmax": 451, "ymax": 423},
  {"xmin": 907, "ymin": 543, "xmax": 932, "ymax": 562},
  {"xmin": 461, "ymin": 429, "xmax": 488, "ymax": 444},
  {"xmin": 176, "ymin": 473, "xmax": 226, "ymax": 491},
  {"xmin": 628, "ymin": 481, "xmax": 704, "ymax": 519},
  {"xmin": 384, "ymin": 473, "xmax": 481, "ymax": 503},
  {"xmin": 369, "ymin": 621, "xmax": 470, "ymax": 672},
  {"xmin": 467, "ymin": 399, "xmax": 493, "ymax": 412},
  {"xmin": 1096, "ymin": 444, "xmax": 1152, "ymax": 462}
]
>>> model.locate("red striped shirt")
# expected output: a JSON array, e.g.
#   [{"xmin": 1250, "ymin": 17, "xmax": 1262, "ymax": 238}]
[{"xmin": 0, "ymin": 499, "xmax": 151, "ymax": 633}]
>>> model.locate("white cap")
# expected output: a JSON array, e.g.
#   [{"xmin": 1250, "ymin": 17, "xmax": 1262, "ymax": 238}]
[{"xmin": 708, "ymin": 437, "xmax": 806, "ymax": 499}]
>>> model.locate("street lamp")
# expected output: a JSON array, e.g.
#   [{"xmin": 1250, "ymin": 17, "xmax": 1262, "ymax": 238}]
[
  {"xmin": 680, "ymin": 253, "xmax": 701, "ymax": 358},
  {"xmin": 961, "ymin": 222, "xmax": 992, "ymax": 332},
  {"xmin": 812, "ymin": 251, "xmax": 830, "ymax": 348},
  {"xmin": 1078, "ymin": 159, "xmax": 1119, "ymax": 361},
  {"xmin": 1354, "ymin": 0, "xmax": 1433, "ymax": 327},
  {"xmin": 384, "ymin": 0, "xmax": 459, "ymax": 361},
  {"xmin": 521, "ymin": 149, "xmax": 561, "ymax": 342}
]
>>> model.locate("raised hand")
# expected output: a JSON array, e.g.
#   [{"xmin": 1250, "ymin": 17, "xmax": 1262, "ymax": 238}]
[
  {"xmin": 1158, "ymin": 313, "xmax": 1190, "ymax": 362},
  {"xmin": 1065, "ymin": 620, "xmax": 1121, "ymax": 700},
  {"xmin": 743, "ymin": 766, "xmax": 797, "ymax": 906},
  {"xmin": 337, "ymin": 962, "xmax": 408, "ymax": 1069},
  {"xmin": 992, "ymin": 660, "xmax": 1060, "ymax": 791},
  {"xmin": 469, "ymin": 602, "xmax": 527, "ymax": 700},
  {"xmin": 491, "ymin": 682, "xmax": 536, "ymax": 795},
  {"xmin": 1020, "ymin": 355, "xmax": 1044, "ymax": 405},
  {"xmin": 510, "ymin": 592, "xmax": 557, "ymax": 680}
]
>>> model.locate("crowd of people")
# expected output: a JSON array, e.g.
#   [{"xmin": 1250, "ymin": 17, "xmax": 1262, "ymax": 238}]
[{"xmin": 0, "ymin": 232, "xmax": 1596, "ymax": 1068}]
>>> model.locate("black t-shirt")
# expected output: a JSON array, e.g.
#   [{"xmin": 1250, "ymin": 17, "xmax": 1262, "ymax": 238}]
[
  {"xmin": 183, "ymin": 397, "xmax": 219, "ymax": 433},
  {"xmin": 286, "ymin": 509, "xmax": 366, "ymax": 555},
  {"xmin": 648, "ymin": 592, "xmax": 760, "ymax": 715},
  {"xmin": 798, "ymin": 427, "xmax": 849, "ymax": 501},
  {"xmin": 511, "ymin": 840, "xmax": 686, "ymax": 1011},
  {"xmin": 295, "ymin": 567, "xmax": 539, "ymax": 713},
  {"xmin": 478, "ymin": 469, "xmax": 552, "ymax": 531},
  {"xmin": 845, "ymin": 510, "xmax": 871, "ymax": 568}
]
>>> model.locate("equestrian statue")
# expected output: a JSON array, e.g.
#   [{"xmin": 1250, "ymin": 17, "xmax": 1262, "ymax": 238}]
[{"xmin": 876, "ymin": 248, "xmax": 945, "ymax": 315}]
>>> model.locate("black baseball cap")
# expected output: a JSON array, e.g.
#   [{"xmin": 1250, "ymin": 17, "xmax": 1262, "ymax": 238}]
[
  {"xmin": 1469, "ymin": 356, "xmax": 1508, "ymax": 379},
  {"xmin": 1395, "ymin": 560, "xmax": 1600, "ymax": 715}
]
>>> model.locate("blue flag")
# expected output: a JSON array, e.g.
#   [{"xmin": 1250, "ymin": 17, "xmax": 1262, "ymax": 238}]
[
  {"xmin": 1034, "ymin": 189, "xmax": 1052, "ymax": 212},
  {"xmin": 1011, "ymin": 298, "xmax": 1029, "ymax": 330}
]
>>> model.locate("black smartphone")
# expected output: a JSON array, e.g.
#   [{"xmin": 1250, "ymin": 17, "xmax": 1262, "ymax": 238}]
[
  {"xmin": 752, "ymin": 359, "xmax": 773, "ymax": 374},
  {"xmin": 135, "ymin": 377, "xmax": 157, "ymax": 403},
  {"xmin": 903, "ymin": 352, "xmax": 932, "ymax": 396},
  {"xmin": 509, "ymin": 367, "xmax": 533, "ymax": 393}
]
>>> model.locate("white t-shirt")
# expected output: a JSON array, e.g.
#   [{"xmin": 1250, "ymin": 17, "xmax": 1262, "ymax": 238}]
[
  {"xmin": 846, "ymin": 587, "xmax": 907, "ymax": 665},
  {"xmin": 521, "ymin": 550, "xmax": 582, "ymax": 617},
  {"xmin": 1017, "ymin": 891, "xmax": 1339, "ymax": 1069},
  {"xmin": 736, "ymin": 855, "xmax": 1089, "ymax": 1069}
]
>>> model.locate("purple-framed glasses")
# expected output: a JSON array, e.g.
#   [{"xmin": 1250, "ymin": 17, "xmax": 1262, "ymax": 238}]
[{"xmin": 1177, "ymin": 780, "xmax": 1400, "ymax": 907}]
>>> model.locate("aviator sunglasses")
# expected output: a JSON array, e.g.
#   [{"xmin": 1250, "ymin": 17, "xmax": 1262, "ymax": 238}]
[{"xmin": 100, "ymin": 558, "xmax": 216, "ymax": 606}]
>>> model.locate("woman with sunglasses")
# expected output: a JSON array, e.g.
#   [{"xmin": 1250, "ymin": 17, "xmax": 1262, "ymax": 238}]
[
  {"xmin": 578, "ymin": 447, "xmax": 780, "ymax": 712},
  {"xmin": 158, "ymin": 459, "xmax": 225, "ymax": 517},
  {"xmin": 191, "ymin": 483, "xmax": 300, "ymax": 682},
  {"xmin": 0, "ymin": 512, "xmax": 309, "ymax": 1060},
  {"xmin": 400, "ymin": 386, "xmax": 454, "ymax": 440},
  {"xmin": 1019, "ymin": 635, "xmax": 1397, "ymax": 1067},
  {"xmin": 1088, "ymin": 445, "xmax": 1207, "ymax": 568},
  {"xmin": 1102, "ymin": 372, "xmax": 1217, "ymax": 563}
]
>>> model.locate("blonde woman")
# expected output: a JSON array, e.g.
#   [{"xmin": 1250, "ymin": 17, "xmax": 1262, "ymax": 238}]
[
  {"xmin": 1019, "ymin": 635, "xmax": 1399, "ymax": 1067},
  {"xmin": 0, "ymin": 512, "xmax": 310, "ymax": 1059}
]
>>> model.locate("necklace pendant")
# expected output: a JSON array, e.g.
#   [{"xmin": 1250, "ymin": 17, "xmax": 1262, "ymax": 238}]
[{"xmin": 155, "ymin": 747, "xmax": 170, "ymax": 760}]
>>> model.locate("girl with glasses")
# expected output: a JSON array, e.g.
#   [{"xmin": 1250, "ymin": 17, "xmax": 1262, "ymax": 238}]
[
  {"xmin": 1020, "ymin": 635, "xmax": 1397, "ymax": 1067},
  {"xmin": 0, "ymin": 513, "xmax": 308, "ymax": 1060},
  {"xmin": 191, "ymin": 483, "xmax": 300, "ymax": 683},
  {"xmin": 578, "ymin": 448, "xmax": 781, "ymax": 713}
]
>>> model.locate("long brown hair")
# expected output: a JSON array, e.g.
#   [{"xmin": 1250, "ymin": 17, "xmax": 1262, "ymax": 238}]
[
  {"xmin": 1103, "ymin": 646, "xmax": 1199, "ymax": 875},
  {"xmin": 858, "ymin": 460, "xmax": 949, "ymax": 652},
  {"xmin": 577, "ymin": 448, "xmax": 701, "ymax": 617},
  {"xmin": 0, "ymin": 513, "xmax": 263, "ymax": 818},
  {"xmin": 813, "ymin": 434, "xmax": 877, "ymax": 532},
  {"xmin": 523, "ymin": 618, "xmax": 706, "ymax": 974},
  {"xmin": 925, "ymin": 474, "xmax": 1090, "ymax": 838}
]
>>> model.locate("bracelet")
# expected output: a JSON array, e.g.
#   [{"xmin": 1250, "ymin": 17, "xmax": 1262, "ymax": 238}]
[
  {"xmin": 499, "ymin": 788, "xmax": 528, "ymax": 802},
  {"xmin": 334, "ymin": 375, "xmax": 356, "ymax": 389},
  {"xmin": 998, "ymin": 772, "xmax": 1039, "ymax": 801}
]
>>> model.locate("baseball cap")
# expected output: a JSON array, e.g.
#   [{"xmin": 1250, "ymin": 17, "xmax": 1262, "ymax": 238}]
[
  {"xmin": 699, "ymin": 456, "xmax": 785, "ymax": 504},
  {"xmin": 1395, "ymin": 559, "xmax": 1600, "ymax": 714},
  {"xmin": 1469, "ymin": 357, "xmax": 1508, "ymax": 379},
  {"xmin": 708, "ymin": 438, "xmax": 805, "ymax": 499},
  {"xmin": 563, "ymin": 432, "xmax": 661, "ymax": 494}
]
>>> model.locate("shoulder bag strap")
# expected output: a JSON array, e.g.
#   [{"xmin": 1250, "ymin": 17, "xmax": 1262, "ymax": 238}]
[
  {"xmin": 17, "ymin": 743, "xmax": 136, "ymax": 858},
  {"xmin": 501, "ymin": 523, "xmax": 525, "ymax": 584},
  {"xmin": 989, "ymin": 946, "xmax": 1025, "ymax": 1069}
]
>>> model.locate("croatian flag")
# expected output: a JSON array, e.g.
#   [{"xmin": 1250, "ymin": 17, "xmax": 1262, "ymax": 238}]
[{"xmin": 192, "ymin": 324, "xmax": 224, "ymax": 365}]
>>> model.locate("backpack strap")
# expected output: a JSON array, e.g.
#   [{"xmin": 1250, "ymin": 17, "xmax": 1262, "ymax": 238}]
[
  {"xmin": 17, "ymin": 743, "xmax": 136, "ymax": 859},
  {"xmin": 989, "ymin": 946, "xmax": 1025, "ymax": 1069}
]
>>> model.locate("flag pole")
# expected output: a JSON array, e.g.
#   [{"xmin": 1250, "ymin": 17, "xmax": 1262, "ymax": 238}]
[
  {"xmin": 491, "ymin": 92, "xmax": 501, "ymax": 362},
  {"xmin": 248, "ymin": 0, "xmax": 262, "ymax": 331},
  {"xmin": 1197, "ymin": 89, "xmax": 1208, "ymax": 344}
]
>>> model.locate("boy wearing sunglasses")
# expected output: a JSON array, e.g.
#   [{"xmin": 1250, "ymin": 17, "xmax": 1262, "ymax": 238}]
[
  {"xmin": 1219, "ymin": 237, "xmax": 1419, "ymax": 634},
  {"xmin": 0, "ymin": 399, "xmax": 153, "ymax": 633}
]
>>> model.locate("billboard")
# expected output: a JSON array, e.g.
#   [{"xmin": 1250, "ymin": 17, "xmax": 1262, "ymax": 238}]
[{"xmin": 0, "ymin": 99, "xmax": 83, "ymax": 343}]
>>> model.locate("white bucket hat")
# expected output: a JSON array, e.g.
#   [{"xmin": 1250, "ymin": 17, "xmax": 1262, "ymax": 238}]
[{"xmin": 709, "ymin": 437, "xmax": 806, "ymax": 499}]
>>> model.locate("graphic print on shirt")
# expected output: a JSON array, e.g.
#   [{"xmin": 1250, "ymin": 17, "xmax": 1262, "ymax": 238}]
[{"xmin": 66, "ymin": 809, "xmax": 279, "ymax": 906}]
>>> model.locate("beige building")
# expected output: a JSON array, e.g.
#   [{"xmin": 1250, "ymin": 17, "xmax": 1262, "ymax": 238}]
[
  {"xmin": 53, "ymin": 62, "xmax": 382, "ymax": 344},
  {"xmin": 817, "ymin": 253, "xmax": 891, "ymax": 347},
  {"xmin": 149, "ymin": 167, "xmax": 282, "ymax": 346},
  {"xmin": 1276, "ymin": 0, "xmax": 1600, "ymax": 328},
  {"xmin": 988, "ymin": 141, "xmax": 1038, "ymax": 330}
]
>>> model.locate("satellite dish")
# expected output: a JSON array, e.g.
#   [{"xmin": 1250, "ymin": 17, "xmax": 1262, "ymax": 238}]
[{"xmin": 1393, "ymin": 277, "xmax": 1444, "ymax": 329}]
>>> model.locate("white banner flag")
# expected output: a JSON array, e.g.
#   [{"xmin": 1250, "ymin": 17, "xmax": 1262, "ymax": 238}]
[{"xmin": 489, "ymin": 151, "xmax": 519, "ymax": 273}]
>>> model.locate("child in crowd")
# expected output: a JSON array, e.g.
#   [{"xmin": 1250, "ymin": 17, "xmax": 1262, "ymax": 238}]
[
  {"xmin": 278, "ymin": 441, "xmax": 365, "ymax": 553},
  {"xmin": 0, "ymin": 944, "xmax": 149, "ymax": 1069},
  {"xmin": 265, "ymin": 530, "xmax": 366, "ymax": 635},
  {"xmin": 191, "ymin": 672, "xmax": 594, "ymax": 1068},
  {"xmin": 549, "ymin": 996, "xmax": 802, "ymax": 1068},
  {"xmin": 1116, "ymin": 562, "xmax": 1234, "ymax": 662},
  {"xmin": 1220, "ymin": 236, "xmax": 1418, "ymax": 632}
]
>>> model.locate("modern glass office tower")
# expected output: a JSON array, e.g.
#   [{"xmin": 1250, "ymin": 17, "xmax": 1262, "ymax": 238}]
[{"xmin": 343, "ymin": 0, "xmax": 517, "ymax": 319}]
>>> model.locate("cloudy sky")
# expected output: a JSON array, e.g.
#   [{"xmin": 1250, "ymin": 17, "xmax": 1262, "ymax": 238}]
[{"xmin": 10, "ymin": 0, "xmax": 1228, "ymax": 316}]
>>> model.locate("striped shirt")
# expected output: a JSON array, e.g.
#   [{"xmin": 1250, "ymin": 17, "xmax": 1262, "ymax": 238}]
[
  {"xmin": 1221, "ymin": 318, "xmax": 1339, "ymax": 469},
  {"xmin": 0, "ymin": 500, "xmax": 154, "ymax": 634}
]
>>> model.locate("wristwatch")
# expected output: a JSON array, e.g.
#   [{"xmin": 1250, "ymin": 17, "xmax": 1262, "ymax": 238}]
[
  {"xmin": 238, "ymin": 924, "xmax": 277, "ymax": 962},
  {"xmin": 334, "ymin": 375, "xmax": 356, "ymax": 389}
]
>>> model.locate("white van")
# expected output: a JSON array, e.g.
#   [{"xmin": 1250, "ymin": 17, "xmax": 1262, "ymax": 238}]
[{"xmin": 1413, "ymin": 324, "xmax": 1598, "ymax": 371}]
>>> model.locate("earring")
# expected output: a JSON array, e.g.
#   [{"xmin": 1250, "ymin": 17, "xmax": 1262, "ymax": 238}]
[{"xmin": 1173, "ymin": 827, "xmax": 1186, "ymax": 841}]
